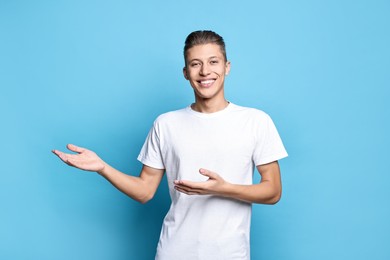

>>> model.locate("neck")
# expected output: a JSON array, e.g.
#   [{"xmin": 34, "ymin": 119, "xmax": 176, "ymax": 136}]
[{"xmin": 191, "ymin": 98, "xmax": 229, "ymax": 113}]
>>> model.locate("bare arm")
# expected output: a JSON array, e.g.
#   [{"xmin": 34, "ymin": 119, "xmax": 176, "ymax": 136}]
[
  {"xmin": 99, "ymin": 164, "xmax": 164, "ymax": 203},
  {"xmin": 52, "ymin": 144, "xmax": 164, "ymax": 203},
  {"xmin": 174, "ymin": 161, "xmax": 282, "ymax": 204}
]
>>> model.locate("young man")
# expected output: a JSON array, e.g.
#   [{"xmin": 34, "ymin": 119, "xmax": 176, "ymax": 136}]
[{"xmin": 53, "ymin": 30, "xmax": 288, "ymax": 260}]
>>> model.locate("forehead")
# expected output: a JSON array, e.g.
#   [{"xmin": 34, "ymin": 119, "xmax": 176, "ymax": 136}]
[{"xmin": 186, "ymin": 43, "xmax": 224, "ymax": 61}]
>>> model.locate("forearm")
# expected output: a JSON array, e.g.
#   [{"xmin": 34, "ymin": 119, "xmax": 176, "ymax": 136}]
[
  {"xmin": 53, "ymin": 144, "xmax": 162, "ymax": 203},
  {"xmin": 97, "ymin": 164, "xmax": 152, "ymax": 203},
  {"xmin": 222, "ymin": 181, "xmax": 281, "ymax": 204},
  {"xmin": 173, "ymin": 164, "xmax": 282, "ymax": 204}
]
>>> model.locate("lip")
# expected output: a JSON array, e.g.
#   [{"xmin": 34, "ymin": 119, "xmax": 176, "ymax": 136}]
[{"xmin": 197, "ymin": 78, "xmax": 216, "ymax": 88}]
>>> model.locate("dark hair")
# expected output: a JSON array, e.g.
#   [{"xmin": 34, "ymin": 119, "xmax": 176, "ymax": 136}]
[{"xmin": 184, "ymin": 30, "xmax": 227, "ymax": 64}]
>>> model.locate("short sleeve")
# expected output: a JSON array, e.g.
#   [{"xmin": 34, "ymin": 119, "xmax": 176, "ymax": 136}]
[
  {"xmin": 252, "ymin": 114, "xmax": 288, "ymax": 166},
  {"xmin": 137, "ymin": 122, "xmax": 165, "ymax": 170}
]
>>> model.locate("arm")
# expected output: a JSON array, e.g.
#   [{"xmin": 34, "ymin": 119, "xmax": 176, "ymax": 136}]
[
  {"xmin": 99, "ymin": 164, "xmax": 164, "ymax": 204},
  {"xmin": 173, "ymin": 161, "xmax": 282, "ymax": 204},
  {"xmin": 52, "ymin": 144, "xmax": 164, "ymax": 204}
]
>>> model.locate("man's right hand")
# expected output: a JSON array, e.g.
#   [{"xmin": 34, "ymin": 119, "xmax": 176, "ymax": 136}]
[{"xmin": 52, "ymin": 144, "xmax": 106, "ymax": 173}]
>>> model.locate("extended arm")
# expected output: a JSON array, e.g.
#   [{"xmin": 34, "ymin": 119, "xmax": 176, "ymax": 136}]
[
  {"xmin": 52, "ymin": 144, "xmax": 164, "ymax": 203},
  {"xmin": 174, "ymin": 161, "xmax": 282, "ymax": 204}
]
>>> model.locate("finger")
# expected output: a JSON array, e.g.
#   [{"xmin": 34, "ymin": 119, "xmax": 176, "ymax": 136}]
[
  {"xmin": 174, "ymin": 180, "xmax": 203, "ymax": 189},
  {"xmin": 174, "ymin": 186, "xmax": 203, "ymax": 195},
  {"xmin": 66, "ymin": 158, "xmax": 83, "ymax": 169},
  {"xmin": 174, "ymin": 182, "xmax": 208, "ymax": 194},
  {"xmin": 52, "ymin": 149, "xmax": 61, "ymax": 156},
  {"xmin": 53, "ymin": 150, "xmax": 82, "ymax": 164},
  {"xmin": 67, "ymin": 144, "xmax": 86, "ymax": 153},
  {"xmin": 52, "ymin": 150, "xmax": 69, "ymax": 162}
]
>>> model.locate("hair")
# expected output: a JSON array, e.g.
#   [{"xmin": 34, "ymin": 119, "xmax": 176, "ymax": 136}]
[{"xmin": 184, "ymin": 30, "xmax": 227, "ymax": 64}]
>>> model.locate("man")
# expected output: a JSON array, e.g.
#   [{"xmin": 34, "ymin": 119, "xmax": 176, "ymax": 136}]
[{"xmin": 53, "ymin": 30, "xmax": 288, "ymax": 259}]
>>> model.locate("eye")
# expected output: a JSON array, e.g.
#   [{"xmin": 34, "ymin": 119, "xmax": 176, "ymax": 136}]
[
  {"xmin": 210, "ymin": 60, "xmax": 219, "ymax": 65},
  {"xmin": 191, "ymin": 62, "xmax": 201, "ymax": 67}
]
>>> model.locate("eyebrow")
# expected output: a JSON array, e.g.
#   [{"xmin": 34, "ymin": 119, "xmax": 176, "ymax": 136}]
[{"xmin": 188, "ymin": 56, "xmax": 221, "ymax": 63}]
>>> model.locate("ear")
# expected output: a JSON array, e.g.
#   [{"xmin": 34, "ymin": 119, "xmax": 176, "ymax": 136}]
[
  {"xmin": 183, "ymin": 67, "xmax": 189, "ymax": 80},
  {"xmin": 225, "ymin": 61, "xmax": 231, "ymax": 76}
]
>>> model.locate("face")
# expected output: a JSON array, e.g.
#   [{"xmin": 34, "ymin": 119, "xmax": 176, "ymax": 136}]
[{"xmin": 183, "ymin": 43, "xmax": 231, "ymax": 102}]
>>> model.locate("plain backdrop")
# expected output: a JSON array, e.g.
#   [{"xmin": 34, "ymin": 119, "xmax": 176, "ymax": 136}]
[{"xmin": 1, "ymin": 1, "xmax": 389, "ymax": 259}]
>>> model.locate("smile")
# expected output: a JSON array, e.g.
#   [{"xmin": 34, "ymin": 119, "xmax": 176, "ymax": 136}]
[{"xmin": 198, "ymin": 79, "xmax": 215, "ymax": 87}]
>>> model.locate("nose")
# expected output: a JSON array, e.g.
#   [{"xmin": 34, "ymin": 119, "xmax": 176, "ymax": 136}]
[{"xmin": 200, "ymin": 64, "xmax": 211, "ymax": 76}]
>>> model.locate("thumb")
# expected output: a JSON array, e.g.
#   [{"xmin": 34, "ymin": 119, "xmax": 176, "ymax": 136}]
[
  {"xmin": 67, "ymin": 144, "xmax": 86, "ymax": 153},
  {"xmin": 199, "ymin": 168, "xmax": 217, "ymax": 179}
]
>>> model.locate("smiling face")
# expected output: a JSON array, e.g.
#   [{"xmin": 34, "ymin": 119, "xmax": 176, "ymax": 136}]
[{"xmin": 183, "ymin": 43, "xmax": 231, "ymax": 103}]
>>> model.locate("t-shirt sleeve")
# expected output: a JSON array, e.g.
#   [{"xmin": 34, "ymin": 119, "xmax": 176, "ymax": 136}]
[
  {"xmin": 252, "ymin": 114, "xmax": 288, "ymax": 166},
  {"xmin": 137, "ymin": 121, "xmax": 165, "ymax": 170}
]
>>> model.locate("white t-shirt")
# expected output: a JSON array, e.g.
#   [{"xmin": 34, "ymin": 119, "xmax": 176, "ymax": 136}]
[{"xmin": 137, "ymin": 103, "xmax": 288, "ymax": 260}]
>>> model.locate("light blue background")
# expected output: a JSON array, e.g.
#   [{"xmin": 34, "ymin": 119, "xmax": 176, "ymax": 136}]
[{"xmin": 1, "ymin": 0, "xmax": 389, "ymax": 259}]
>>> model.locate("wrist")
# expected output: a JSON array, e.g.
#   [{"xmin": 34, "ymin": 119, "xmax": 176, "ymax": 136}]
[
  {"xmin": 97, "ymin": 162, "xmax": 109, "ymax": 176},
  {"xmin": 220, "ymin": 181, "xmax": 234, "ymax": 197}
]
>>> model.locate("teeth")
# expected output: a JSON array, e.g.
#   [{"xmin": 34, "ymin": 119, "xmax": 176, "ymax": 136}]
[{"xmin": 200, "ymin": 80, "xmax": 215, "ymax": 84}]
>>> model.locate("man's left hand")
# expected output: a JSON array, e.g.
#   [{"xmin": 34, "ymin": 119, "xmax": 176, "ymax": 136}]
[{"xmin": 173, "ymin": 168, "xmax": 228, "ymax": 196}]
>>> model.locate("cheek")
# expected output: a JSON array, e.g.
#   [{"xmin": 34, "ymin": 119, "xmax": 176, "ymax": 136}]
[
  {"xmin": 190, "ymin": 71, "xmax": 202, "ymax": 80},
  {"xmin": 212, "ymin": 66, "xmax": 226, "ymax": 76}
]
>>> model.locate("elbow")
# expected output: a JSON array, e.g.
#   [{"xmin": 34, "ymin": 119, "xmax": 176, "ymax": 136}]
[
  {"xmin": 265, "ymin": 189, "xmax": 282, "ymax": 205},
  {"xmin": 268, "ymin": 193, "xmax": 281, "ymax": 205},
  {"xmin": 268, "ymin": 182, "xmax": 282, "ymax": 205},
  {"xmin": 139, "ymin": 197, "xmax": 152, "ymax": 204},
  {"xmin": 136, "ymin": 191, "xmax": 155, "ymax": 204}
]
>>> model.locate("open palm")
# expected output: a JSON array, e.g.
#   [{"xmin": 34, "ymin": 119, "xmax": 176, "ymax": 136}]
[{"xmin": 52, "ymin": 144, "xmax": 105, "ymax": 172}]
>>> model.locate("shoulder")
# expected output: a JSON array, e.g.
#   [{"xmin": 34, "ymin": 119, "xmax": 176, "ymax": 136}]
[
  {"xmin": 229, "ymin": 103, "xmax": 271, "ymax": 121},
  {"xmin": 153, "ymin": 107, "xmax": 189, "ymax": 125}
]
